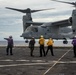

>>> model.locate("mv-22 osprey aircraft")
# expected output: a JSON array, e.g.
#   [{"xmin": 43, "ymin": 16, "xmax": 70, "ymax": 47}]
[
  {"xmin": 51, "ymin": 0, "xmax": 76, "ymax": 36},
  {"xmin": 5, "ymin": 0, "xmax": 76, "ymax": 43}
]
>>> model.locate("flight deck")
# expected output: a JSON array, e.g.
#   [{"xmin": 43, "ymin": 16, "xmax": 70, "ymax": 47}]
[{"xmin": 0, "ymin": 47, "xmax": 76, "ymax": 75}]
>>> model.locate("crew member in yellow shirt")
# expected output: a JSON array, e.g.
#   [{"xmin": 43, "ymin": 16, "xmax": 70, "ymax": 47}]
[
  {"xmin": 46, "ymin": 38, "xmax": 54, "ymax": 56},
  {"xmin": 39, "ymin": 35, "xmax": 45, "ymax": 57}
]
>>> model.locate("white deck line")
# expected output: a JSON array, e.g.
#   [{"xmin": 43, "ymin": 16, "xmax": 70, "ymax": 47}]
[
  {"xmin": 0, "ymin": 60, "xmax": 76, "ymax": 68},
  {"xmin": 0, "ymin": 60, "xmax": 76, "ymax": 64},
  {"xmin": 43, "ymin": 48, "xmax": 72, "ymax": 75}
]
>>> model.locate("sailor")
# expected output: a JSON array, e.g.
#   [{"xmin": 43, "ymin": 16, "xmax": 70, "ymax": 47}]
[
  {"xmin": 72, "ymin": 36, "xmax": 76, "ymax": 57},
  {"xmin": 46, "ymin": 38, "xmax": 54, "ymax": 56},
  {"xmin": 4, "ymin": 36, "xmax": 14, "ymax": 55},
  {"xmin": 29, "ymin": 37, "xmax": 35, "ymax": 57},
  {"xmin": 39, "ymin": 35, "xmax": 45, "ymax": 57}
]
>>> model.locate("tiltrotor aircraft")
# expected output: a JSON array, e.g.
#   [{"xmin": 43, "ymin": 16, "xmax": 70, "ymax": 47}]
[
  {"xmin": 5, "ymin": 1, "xmax": 76, "ymax": 43},
  {"xmin": 51, "ymin": 0, "xmax": 76, "ymax": 36}
]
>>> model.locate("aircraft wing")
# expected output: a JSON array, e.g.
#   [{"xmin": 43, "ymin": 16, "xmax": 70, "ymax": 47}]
[
  {"xmin": 41, "ymin": 19, "xmax": 71, "ymax": 27},
  {"xmin": 26, "ymin": 19, "xmax": 71, "ymax": 27},
  {"xmin": 26, "ymin": 21, "xmax": 44, "ymax": 25},
  {"xmin": 52, "ymin": 19, "xmax": 71, "ymax": 27}
]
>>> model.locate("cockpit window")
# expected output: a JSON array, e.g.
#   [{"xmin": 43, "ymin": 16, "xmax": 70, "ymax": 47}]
[{"xmin": 26, "ymin": 26, "xmax": 38, "ymax": 32}]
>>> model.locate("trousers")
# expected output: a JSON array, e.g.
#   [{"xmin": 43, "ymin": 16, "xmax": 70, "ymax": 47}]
[
  {"xmin": 39, "ymin": 45, "xmax": 45, "ymax": 57},
  {"xmin": 6, "ymin": 45, "xmax": 13, "ymax": 55},
  {"xmin": 46, "ymin": 45, "xmax": 54, "ymax": 56}
]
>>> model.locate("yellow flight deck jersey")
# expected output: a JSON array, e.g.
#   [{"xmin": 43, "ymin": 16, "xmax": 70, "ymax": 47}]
[
  {"xmin": 47, "ymin": 39, "xmax": 54, "ymax": 46},
  {"xmin": 39, "ymin": 37, "xmax": 45, "ymax": 45}
]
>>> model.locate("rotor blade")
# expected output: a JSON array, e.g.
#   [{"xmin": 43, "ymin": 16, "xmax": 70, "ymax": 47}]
[
  {"xmin": 5, "ymin": 7, "xmax": 54, "ymax": 13},
  {"xmin": 5, "ymin": 7, "xmax": 29, "ymax": 13},
  {"xmin": 31, "ymin": 8, "xmax": 54, "ymax": 13},
  {"xmin": 51, "ymin": 0, "xmax": 76, "ymax": 6}
]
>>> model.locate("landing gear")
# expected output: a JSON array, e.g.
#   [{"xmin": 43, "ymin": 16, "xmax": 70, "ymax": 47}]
[
  {"xmin": 63, "ymin": 38, "xmax": 68, "ymax": 44},
  {"xmin": 25, "ymin": 39, "xmax": 29, "ymax": 43}
]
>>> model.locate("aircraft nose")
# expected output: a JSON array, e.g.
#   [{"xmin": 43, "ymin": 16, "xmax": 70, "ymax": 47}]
[
  {"xmin": 20, "ymin": 32, "xmax": 32, "ymax": 38},
  {"xmin": 20, "ymin": 32, "xmax": 28, "ymax": 37}
]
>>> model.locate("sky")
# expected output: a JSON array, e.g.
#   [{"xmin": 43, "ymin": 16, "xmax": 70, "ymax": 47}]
[{"xmin": 0, "ymin": 0, "xmax": 75, "ymax": 41}]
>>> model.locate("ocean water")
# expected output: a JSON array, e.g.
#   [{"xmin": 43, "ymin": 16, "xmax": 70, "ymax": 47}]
[{"xmin": 0, "ymin": 40, "xmax": 73, "ymax": 47}]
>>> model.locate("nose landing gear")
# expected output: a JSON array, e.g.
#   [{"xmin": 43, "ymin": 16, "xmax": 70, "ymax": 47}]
[
  {"xmin": 25, "ymin": 39, "xmax": 29, "ymax": 43},
  {"xmin": 63, "ymin": 38, "xmax": 68, "ymax": 44}
]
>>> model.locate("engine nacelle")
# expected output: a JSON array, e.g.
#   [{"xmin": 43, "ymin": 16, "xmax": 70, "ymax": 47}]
[
  {"xmin": 72, "ymin": 9, "xmax": 76, "ymax": 35},
  {"xmin": 23, "ymin": 14, "xmax": 32, "ymax": 32}
]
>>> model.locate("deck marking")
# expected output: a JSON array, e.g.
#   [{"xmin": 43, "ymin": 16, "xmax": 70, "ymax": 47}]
[
  {"xmin": 43, "ymin": 48, "xmax": 72, "ymax": 75},
  {"xmin": 0, "ymin": 60, "xmax": 76, "ymax": 68},
  {"xmin": 16, "ymin": 60, "xmax": 30, "ymax": 62},
  {"xmin": 0, "ymin": 59, "xmax": 47, "ymax": 62},
  {"xmin": 0, "ymin": 59, "xmax": 13, "ymax": 61},
  {"xmin": 0, "ymin": 62, "xmax": 52, "ymax": 68},
  {"xmin": 0, "ymin": 60, "xmax": 76, "ymax": 64}
]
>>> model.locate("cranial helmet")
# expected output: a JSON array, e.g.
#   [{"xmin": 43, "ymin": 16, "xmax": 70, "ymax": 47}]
[
  {"xmin": 9, "ymin": 36, "xmax": 12, "ymax": 38},
  {"xmin": 40, "ymin": 35, "xmax": 43, "ymax": 38}
]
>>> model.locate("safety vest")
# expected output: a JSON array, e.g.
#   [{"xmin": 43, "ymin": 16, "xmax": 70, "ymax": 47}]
[
  {"xmin": 47, "ymin": 39, "xmax": 53, "ymax": 46},
  {"xmin": 39, "ymin": 38, "xmax": 45, "ymax": 45}
]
